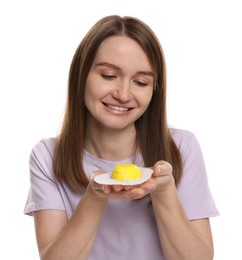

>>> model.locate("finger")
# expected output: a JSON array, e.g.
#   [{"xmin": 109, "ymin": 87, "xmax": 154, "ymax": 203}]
[
  {"xmin": 124, "ymin": 184, "xmax": 139, "ymax": 190},
  {"xmin": 102, "ymin": 185, "xmax": 111, "ymax": 194},
  {"xmin": 152, "ymin": 161, "xmax": 172, "ymax": 177},
  {"xmin": 139, "ymin": 180, "xmax": 156, "ymax": 192},
  {"xmin": 112, "ymin": 185, "xmax": 124, "ymax": 192},
  {"xmin": 121, "ymin": 188, "xmax": 146, "ymax": 199},
  {"xmin": 123, "ymin": 182, "xmax": 155, "ymax": 199}
]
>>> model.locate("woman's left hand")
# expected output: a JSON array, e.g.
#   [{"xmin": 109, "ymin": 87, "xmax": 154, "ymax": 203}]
[{"xmin": 150, "ymin": 160, "xmax": 175, "ymax": 194}]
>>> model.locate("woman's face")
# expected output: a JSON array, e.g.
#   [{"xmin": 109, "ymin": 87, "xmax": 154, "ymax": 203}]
[{"xmin": 85, "ymin": 36, "xmax": 154, "ymax": 131}]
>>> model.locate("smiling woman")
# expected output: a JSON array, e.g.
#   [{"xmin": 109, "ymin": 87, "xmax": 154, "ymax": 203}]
[{"xmin": 24, "ymin": 15, "xmax": 219, "ymax": 260}]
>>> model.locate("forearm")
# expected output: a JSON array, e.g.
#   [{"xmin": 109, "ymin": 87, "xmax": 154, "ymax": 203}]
[
  {"xmin": 42, "ymin": 186, "xmax": 108, "ymax": 260},
  {"xmin": 151, "ymin": 186, "xmax": 214, "ymax": 260}
]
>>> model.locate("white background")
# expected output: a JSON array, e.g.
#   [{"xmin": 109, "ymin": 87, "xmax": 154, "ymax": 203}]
[{"xmin": 0, "ymin": 0, "xmax": 241, "ymax": 259}]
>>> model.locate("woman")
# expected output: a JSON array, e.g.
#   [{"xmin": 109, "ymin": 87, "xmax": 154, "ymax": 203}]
[{"xmin": 24, "ymin": 15, "xmax": 219, "ymax": 259}]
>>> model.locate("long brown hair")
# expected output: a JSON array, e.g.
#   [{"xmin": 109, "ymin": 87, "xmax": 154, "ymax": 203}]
[{"xmin": 53, "ymin": 15, "xmax": 182, "ymax": 190}]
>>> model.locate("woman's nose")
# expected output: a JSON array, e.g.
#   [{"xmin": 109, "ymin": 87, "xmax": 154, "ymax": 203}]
[{"xmin": 112, "ymin": 81, "xmax": 132, "ymax": 102}]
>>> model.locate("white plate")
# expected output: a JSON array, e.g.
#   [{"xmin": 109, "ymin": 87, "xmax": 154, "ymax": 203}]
[{"xmin": 94, "ymin": 167, "xmax": 153, "ymax": 185}]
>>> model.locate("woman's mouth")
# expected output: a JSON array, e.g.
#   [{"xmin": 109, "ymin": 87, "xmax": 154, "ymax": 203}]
[{"xmin": 106, "ymin": 104, "xmax": 129, "ymax": 111}]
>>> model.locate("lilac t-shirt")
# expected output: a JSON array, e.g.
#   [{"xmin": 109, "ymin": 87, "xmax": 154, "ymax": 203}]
[{"xmin": 24, "ymin": 128, "xmax": 219, "ymax": 259}]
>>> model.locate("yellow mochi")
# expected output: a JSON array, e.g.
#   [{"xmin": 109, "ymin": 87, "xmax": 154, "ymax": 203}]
[{"xmin": 111, "ymin": 164, "xmax": 142, "ymax": 181}]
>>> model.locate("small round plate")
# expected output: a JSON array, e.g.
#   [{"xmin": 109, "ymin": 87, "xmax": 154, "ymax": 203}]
[{"xmin": 94, "ymin": 167, "xmax": 153, "ymax": 186}]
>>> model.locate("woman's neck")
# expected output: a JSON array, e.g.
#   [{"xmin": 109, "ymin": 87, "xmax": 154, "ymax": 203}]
[{"xmin": 84, "ymin": 126, "xmax": 137, "ymax": 161}]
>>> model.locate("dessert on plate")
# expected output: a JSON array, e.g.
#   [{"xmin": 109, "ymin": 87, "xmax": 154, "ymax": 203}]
[{"xmin": 111, "ymin": 164, "xmax": 142, "ymax": 181}]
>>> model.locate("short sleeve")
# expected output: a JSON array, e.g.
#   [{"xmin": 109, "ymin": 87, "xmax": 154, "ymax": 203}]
[
  {"xmin": 172, "ymin": 129, "xmax": 219, "ymax": 220},
  {"xmin": 24, "ymin": 139, "xmax": 65, "ymax": 216}
]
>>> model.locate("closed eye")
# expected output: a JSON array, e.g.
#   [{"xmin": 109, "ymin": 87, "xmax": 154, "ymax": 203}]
[
  {"xmin": 134, "ymin": 80, "xmax": 148, "ymax": 87},
  {"xmin": 101, "ymin": 74, "xmax": 117, "ymax": 80}
]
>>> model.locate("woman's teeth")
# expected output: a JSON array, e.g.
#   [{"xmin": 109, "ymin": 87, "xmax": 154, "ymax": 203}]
[{"xmin": 107, "ymin": 104, "xmax": 129, "ymax": 111}]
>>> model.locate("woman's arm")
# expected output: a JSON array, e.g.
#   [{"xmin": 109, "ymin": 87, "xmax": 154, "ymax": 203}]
[
  {"xmin": 34, "ymin": 185, "xmax": 108, "ymax": 260},
  {"xmin": 150, "ymin": 161, "xmax": 214, "ymax": 260}
]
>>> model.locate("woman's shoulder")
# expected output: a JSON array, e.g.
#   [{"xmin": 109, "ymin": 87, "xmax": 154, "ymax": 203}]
[
  {"xmin": 170, "ymin": 127, "xmax": 196, "ymax": 142},
  {"xmin": 30, "ymin": 137, "xmax": 57, "ymax": 163},
  {"xmin": 29, "ymin": 138, "xmax": 57, "ymax": 180},
  {"xmin": 169, "ymin": 127, "xmax": 201, "ymax": 153},
  {"xmin": 32, "ymin": 137, "xmax": 56, "ymax": 152}
]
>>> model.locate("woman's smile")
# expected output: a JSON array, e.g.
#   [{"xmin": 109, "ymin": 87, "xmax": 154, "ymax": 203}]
[
  {"xmin": 103, "ymin": 102, "xmax": 132, "ymax": 113},
  {"xmin": 105, "ymin": 104, "xmax": 129, "ymax": 112}
]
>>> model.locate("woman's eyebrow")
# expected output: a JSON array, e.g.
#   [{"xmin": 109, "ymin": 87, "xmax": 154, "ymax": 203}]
[
  {"xmin": 96, "ymin": 62, "xmax": 154, "ymax": 78},
  {"xmin": 96, "ymin": 62, "xmax": 121, "ymax": 71},
  {"xmin": 136, "ymin": 71, "xmax": 154, "ymax": 77}
]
